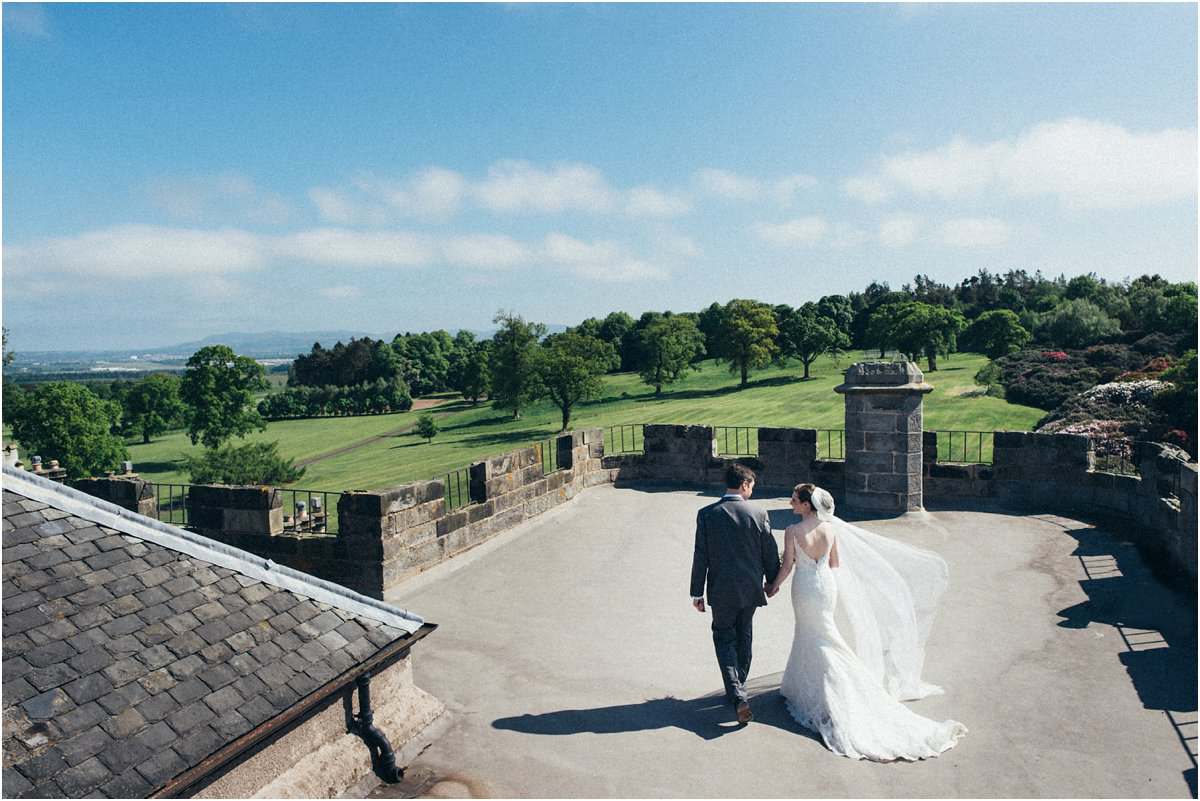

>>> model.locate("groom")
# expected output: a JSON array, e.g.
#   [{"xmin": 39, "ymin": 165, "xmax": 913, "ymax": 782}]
[{"xmin": 690, "ymin": 463, "xmax": 781, "ymax": 724}]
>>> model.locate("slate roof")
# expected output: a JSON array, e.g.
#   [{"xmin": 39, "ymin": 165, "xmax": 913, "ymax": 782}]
[{"xmin": 2, "ymin": 466, "xmax": 425, "ymax": 798}]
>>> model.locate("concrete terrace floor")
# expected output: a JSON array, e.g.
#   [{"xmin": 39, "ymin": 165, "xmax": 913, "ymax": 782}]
[{"xmin": 369, "ymin": 484, "xmax": 1197, "ymax": 799}]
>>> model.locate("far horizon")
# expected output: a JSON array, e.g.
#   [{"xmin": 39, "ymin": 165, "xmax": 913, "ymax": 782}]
[{"xmin": 3, "ymin": 4, "xmax": 1196, "ymax": 352}]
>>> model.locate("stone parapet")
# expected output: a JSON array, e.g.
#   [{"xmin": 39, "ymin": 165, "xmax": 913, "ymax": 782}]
[
  {"xmin": 187, "ymin": 485, "xmax": 283, "ymax": 539},
  {"xmin": 73, "ymin": 475, "xmax": 158, "ymax": 517}
]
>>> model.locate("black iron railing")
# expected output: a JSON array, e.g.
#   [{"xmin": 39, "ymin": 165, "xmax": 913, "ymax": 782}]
[
  {"xmin": 443, "ymin": 466, "xmax": 473, "ymax": 511},
  {"xmin": 533, "ymin": 438, "xmax": 564, "ymax": 475},
  {"xmin": 151, "ymin": 483, "xmax": 191, "ymax": 527},
  {"xmin": 714, "ymin": 426, "xmax": 757, "ymax": 456},
  {"xmin": 816, "ymin": 429, "xmax": 845, "ymax": 460},
  {"xmin": 1091, "ymin": 437, "xmax": 1138, "ymax": 476},
  {"xmin": 931, "ymin": 430, "xmax": 994, "ymax": 465},
  {"xmin": 606, "ymin": 424, "xmax": 645, "ymax": 454}
]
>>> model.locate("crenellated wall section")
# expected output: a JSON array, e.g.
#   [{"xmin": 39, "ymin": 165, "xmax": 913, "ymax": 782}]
[{"xmin": 67, "ymin": 363, "xmax": 1196, "ymax": 598}]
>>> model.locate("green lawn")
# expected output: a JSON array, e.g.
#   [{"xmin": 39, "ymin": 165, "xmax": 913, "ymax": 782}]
[{"xmin": 112, "ymin": 351, "xmax": 1042, "ymax": 493}]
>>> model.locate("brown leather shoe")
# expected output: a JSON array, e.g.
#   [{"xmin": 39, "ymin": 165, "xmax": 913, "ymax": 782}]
[{"xmin": 736, "ymin": 701, "xmax": 753, "ymax": 724}]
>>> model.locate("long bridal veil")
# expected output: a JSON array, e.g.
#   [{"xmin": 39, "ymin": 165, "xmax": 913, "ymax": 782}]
[{"xmin": 809, "ymin": 487, "xmax": 949, "ymax": 701}]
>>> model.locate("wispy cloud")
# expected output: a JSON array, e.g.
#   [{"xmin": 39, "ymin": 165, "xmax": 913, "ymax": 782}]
[
  {"xmin": 4, "ymin": 225, "xmax": 269, "ymax": 277},
  {"xmin": 473, "ymin": 160, "xmax": 616, "ymax": 214},
  {"xmin": 275, "ymin": 228, "xmax": 435, "ymax": 267},
  {"xmin": 3, "ymin": 4, "xmax": 49, "ymax": 37},
  {"xmin": 318, "ymin": 285, "xmax": 363, "ymax": 301},
  {"xmin": 441, "ymin": 234, "xmax": 530, "ymax": 269},
  {"xmin": 625, "ymin": 186, "xmax": 692, "ymax": 218},
  {"xmin": 749, "ymin": 216, "xmax": 829, "ymax": 248},
  {"xmin": 937, "ymin": 217, "xmax": 1013, "ymax": 248},
  {"xmin": 147, "ymin": 171, "xmax": 297, "ymax": 225},
  {"xmin": 879, "ymin": 214, "xmax": 919, "ymax": 247},
  {"xmin": 696, "ymin": 168, "xmax": 818, "ymax": 204},
  {"xmin": 853, "ymin": 117, "xmax": 1197, "ymax": 209}
]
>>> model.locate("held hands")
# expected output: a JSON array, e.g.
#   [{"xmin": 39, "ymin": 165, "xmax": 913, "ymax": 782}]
[{"xmin": 765, "ymin": 581, "xmax": 779, "ymax": 598}]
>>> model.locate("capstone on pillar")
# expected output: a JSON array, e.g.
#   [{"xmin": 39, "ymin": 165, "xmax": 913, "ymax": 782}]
[{"xmin": 835, "ymin": 361, "xmax": 933, "ymax": 514}]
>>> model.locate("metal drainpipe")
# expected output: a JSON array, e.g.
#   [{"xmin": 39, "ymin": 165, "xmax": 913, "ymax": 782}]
[{"xmin": 352, "ymin": 671, "xmax": 404, "ymax": 783}]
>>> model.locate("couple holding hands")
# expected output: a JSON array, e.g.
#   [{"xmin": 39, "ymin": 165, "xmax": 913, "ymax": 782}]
[{"xmin": 690, "ymin": 463, "xmax": 966, "ymax": 762}]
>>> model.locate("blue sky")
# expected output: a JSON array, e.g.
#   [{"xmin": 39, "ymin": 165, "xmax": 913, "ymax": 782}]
[{"xmin": 3, "ymin": 2, "xmax": 1196, "ymax": 351}]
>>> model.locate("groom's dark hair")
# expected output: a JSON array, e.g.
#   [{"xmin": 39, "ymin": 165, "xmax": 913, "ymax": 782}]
[{"xmin": 725, "ymin": 463, "xmax": 755, "ymax": 489}]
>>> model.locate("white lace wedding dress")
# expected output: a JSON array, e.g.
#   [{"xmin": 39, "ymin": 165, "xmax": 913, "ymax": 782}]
[{"xmin": 778, "ymin": 525, "xmax": 967, "ymax": 761}]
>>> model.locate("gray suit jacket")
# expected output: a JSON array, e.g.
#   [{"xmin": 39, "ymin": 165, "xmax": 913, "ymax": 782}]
[{"xmin": 690, "ymin": 496, "xmax": 781, "ymax": 609}]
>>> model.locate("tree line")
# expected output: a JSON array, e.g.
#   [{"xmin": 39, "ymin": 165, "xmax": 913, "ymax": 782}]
[{"xmin": 3, "ymin": 269, "xmax": 1194, "ymax": 479}]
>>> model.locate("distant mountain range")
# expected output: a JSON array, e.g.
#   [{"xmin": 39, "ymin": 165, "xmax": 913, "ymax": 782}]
[{"xmin": 11, "ymin": 326, "xmax": 571, "ymax": 365}]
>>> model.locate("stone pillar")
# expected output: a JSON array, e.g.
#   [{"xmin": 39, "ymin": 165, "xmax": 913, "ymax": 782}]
[
  {"xmin": 835, "ymin": 362, "xmax": 933, "ymax": 514},
  {"xmin": 73, "ymin": 475, "xmax": 158, "ymax": 518}
]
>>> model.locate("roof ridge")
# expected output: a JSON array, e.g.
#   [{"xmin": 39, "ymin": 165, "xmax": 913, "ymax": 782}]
[{"xmin": 1, "ymin": 464, "xmax": 423, "ymax": 634}]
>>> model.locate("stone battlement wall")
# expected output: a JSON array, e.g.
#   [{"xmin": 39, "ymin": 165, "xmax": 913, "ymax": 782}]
[{"xmin": 68, "ymin": 362, "xmax": 1195, "ymax": 597}]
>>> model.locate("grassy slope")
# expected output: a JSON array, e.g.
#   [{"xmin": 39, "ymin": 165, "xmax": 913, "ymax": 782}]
[{"xmin": 119, "ymin": 351, "xmax": 1043, "ymax": 492}]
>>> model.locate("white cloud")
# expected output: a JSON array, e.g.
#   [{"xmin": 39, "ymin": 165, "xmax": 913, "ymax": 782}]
[
  {"xmin": 772, "ymin": 173, "xmax": 820, "ymax": 204},
  {"xmin": 625, "ymin": 186, "xmax": 692, "ymax": 218},
  {"xmin": 318, "ymin": 285, "xmax": 363, "ymax": 301},
  {"xmin": 937, "ymin": 217, "xmax": 1013, "ymax": 248},
  {"xmin": 148, "ymin": 171, "xmax": 297, "ymax": 225},
  {"xmin": 307, "ymin": 186, "xmax": 391, "ymax": 226},
  {"xmin": 696, "ymin": 168, "xmax": 762, "ymax": 201},
  {"xmin": 750, "ymin": 216, "xmax": 829, "ymax": 248},
  {"xmin": 275, "ymin": 228, "xmax": 434, "ymax": 267},
  {"xmin": 3, "ymin": 4, "xmax": 48, "ymax": 36},
  {"xmin": 871, "ymin": 117, "xmax": 1197, "ymax": 209},
  {"xmin": 829, "ymin": 222, "xmax": 868, "ymax": 250},
  {"xmin": 842, "ymin": 175, "xmax": 892, "ymax": 204},
  {"xmin": 441, "ymin": 234, "xmax": 530, "ymax": 269},
  {"xmin": 473, "ymin": 160, "xmax": 616, "ymax": 213},
  {"xmin": 541, "ymin": 233, "xmax": 624, "ymax": 265},
  {"xmin": 4, "ymin": 224, "xmax": 269, "ymax": 277},
  {"xmin": 651, "ymin": 227, "xmax": 703, "ymax": 260},
  {"xmin": 696, "ymin": 168, "xmax": 817, "ymax": 204},
  {"xmin": 566, "ymin": 260, "xmax": 669, "ymax": 283},
  {"xmin": 879, "ymin": 215, "xmax": 920, "ymax": 247}
]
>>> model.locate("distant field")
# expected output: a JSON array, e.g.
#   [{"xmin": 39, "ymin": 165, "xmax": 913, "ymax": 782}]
[{"xmin": 111, "ymin": 351, "xmax": 1043, "ymax": 493}]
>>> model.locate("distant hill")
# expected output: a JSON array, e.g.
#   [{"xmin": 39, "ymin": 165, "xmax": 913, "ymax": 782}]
[{"xmin": 10, "ymin": 325, "xmax": 573, "ymax": 366}]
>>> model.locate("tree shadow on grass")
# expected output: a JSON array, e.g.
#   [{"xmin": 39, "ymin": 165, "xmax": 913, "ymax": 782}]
[
  {"xmin": 653, "ymin": 374, "xmax": 803, "ymax": 403},
  {"xmin": 491, "ymin": 674, "xmax": 822, "ymax": 744}
]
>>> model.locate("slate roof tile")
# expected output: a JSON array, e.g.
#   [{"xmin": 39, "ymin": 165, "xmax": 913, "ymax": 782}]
[{"xmin": 3, "ymin": 481, "xmax": 423, "ymax": 798}]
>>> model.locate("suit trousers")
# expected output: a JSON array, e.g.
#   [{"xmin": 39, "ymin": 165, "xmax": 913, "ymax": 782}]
[{"xmin": 711, "ymin": 604, "xmax": 756, "ymax": 704}]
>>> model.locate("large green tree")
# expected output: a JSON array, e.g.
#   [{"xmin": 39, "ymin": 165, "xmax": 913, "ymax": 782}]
[
  {"xmin": 448, "ymin": 332, "xmax": 492, "ymax": 404},
  {"xmin": 537, "ymin": 331, "xmax": 613, "ymax": 431},
  {"xmin": 779, "ymin": 304, "xmax": 850, "ymax": 379},
  {"xmin": 1043, "ymin": 298, "xmax": 1120, "ymax": 348},
  {"xmin": 9, "ymin": 382, "xmax": 129, "ymax": 479},
  {"xmin": 636, "ymin": 315, "xmax": 706, "ymax": 395},
  {"xmin": 961, "ymin": 309, "xmax": 1031, "ymax": 360},
  {"xmin": 890, "ymin": 302, "xmax": 965, "ymax": 372},
  {"xmin": 123, "ymin": 374, "xmax": 186, "ymax": 443},
  {"xmin": 489, "ymin": 311, "xmax": 546, "ymax": 420},
  {"xmin": 713, "ymin": 299, "xmax": 780, "ymax": 388},
  {"xmin": 181, "ymin": 345, "xmax": 268, "ymax": 449}
]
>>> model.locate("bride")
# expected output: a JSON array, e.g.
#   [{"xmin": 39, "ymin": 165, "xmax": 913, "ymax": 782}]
[{"xmin": 765, "ymin": 483, "xmax": 966, "ymax": 761}]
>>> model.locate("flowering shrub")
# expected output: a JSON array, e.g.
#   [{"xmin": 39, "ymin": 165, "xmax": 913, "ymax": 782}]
[
  {"xmin": 1038, "ymin": 419, "xmax": 1133, "ymax": 459},
  {"xmin": 1115, "ymin": 355, "xmax": 1175, "ymax": 383},
  {"xmin": 1079, "ymin": 380, "xmax": 1170, "ymax": 406},
  {"xmin": 1043, "ymin": 350, "xmax": 1069, "ymax": 362}
]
